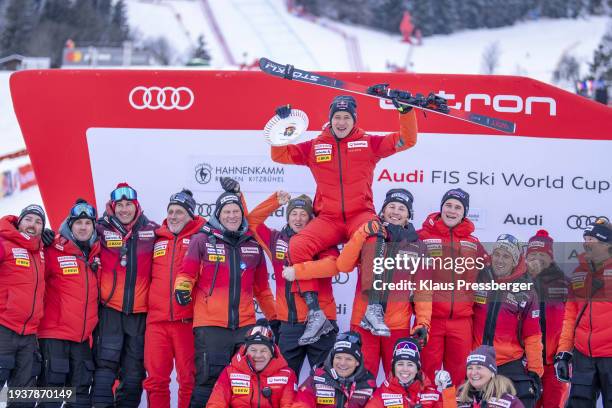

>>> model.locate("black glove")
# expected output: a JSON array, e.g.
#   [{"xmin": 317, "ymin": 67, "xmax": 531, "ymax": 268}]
[
  {"xmin": 41, "ymin": 228, "xmax": 55, "ymax": 247},
  {"xmin": 220, "ymin": 177, "xmax": 240, "ymax": 193},
  {"xmin": 275, "ymin": 104, "xmax": 291, "ymax": 119},
  {"xmin": 554, "ymin": 351, "xmax": 572, "ymax": 382},
  {"xmin": 361, "ymin": 220, "xmax": 386, "ymax": 239},
  {"xmin": 411, "ymin": 325, "xmax": 428, "ymax": 348},
  {"xmin": 528, "ymin": 371, "xmax": 543, "ymax": 400},
  {"xmin": 392, "ymin": 98, "xmax": 413, "ymax": 114},
  {"xmin": 269, "ymin": 319, "xmax": 281, "ymax": 345},
  {"xmin": 174, "ymin": 282, "xmax": 193, "ymax": 306}
]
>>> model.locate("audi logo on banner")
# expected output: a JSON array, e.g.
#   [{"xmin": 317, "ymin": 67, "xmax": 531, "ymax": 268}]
[
  {"xmin": 128, "ymin": 86, "xmax": 194, "ymax": 110},
  {"xmin": 197, "ymin": 203, "xmax": 216, "ymax": 217},
  {"xmin": 566, "ymin": 215, "xmax": 609, "ymax": 230},
  {"xmin": 332, "ymin": 272, "xmax": 350, "ymax": 285}
]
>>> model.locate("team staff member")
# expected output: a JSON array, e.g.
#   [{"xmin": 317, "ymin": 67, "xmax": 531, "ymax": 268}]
[
  {"xmin": 293, "ymin": 331, "xmax": 376, "ymax": 408},
  {"xmin": 444, "ymin": 346, "xmax": 525, "ymax": 408},
  {"xmin": 37, "ymin": 200, "xmax": 100, "ymax": 407},
  {"xmin": 417, "ymin": 189, "xmax": 486, "ymax": 386},
  {"xmin": 245, "ymin": 186, "xmax": 339, "ymax": 375},
  {"xmin": 366, "ymin": 338, "xmax": 454, "ymax": 407},
  {"xmin": 555, "ymin": 218, "xmax": 612, "ymax": 406},
  {"xmin": 143, "ymin": 190, "xmax": 205, "ymax": 408},
  {"xmin": 336, "ymin": 189, "xmax": 431, "ymax": 378},
  {"xmin": 472, "ymin": 234, "xmax": 543, "ymax": 408},
  {"xmin": 174, "ymin": 189, "xmax": 276, "ymax": 406},
  {"xmin": 207, "ymin": 319, "xmax": 297, "ymax": 407},
  {"xmin": 524, "ymin": 230, "xmax": 569, "ymax": 408},
  {"xmin": 93, "ymin": 183, "xmax": 159, "ymax": 408},
  {"xmin": 0, "ymin": 205, "xmax": 46, "ymax": 394},
  {"xmin": 271, "ymin": 96, "xmax": 418, "ymax": 341}
]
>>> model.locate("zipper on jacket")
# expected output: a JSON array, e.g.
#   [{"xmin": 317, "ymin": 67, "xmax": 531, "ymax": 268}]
[
  {"xmin": 123, "ymin": 234, "xmax": 138, "ymax": 314},
  {"xmin": 169, "ymin": 235, "xmax": 178, "ymax": 321},
  {"xmin": 228, "ymin": 246, "xmax": 241, "ymax": 330},
  {"xmin": 449, "ymin": 228, "xmax": 455, "ymax": 319},
  {"xmin": 256, "ymin": 372, "xmax": 261, "ymax": 408},
  {"xmin": 588, "ymin": 299, "xmax": 593, "ymax": 357},
  {"xmin": 22, "ymin": 255, "xmax": 40, "ymax": 335},
  {"xmin": 482, "ymin": 288, "xmax": 501, "ymax": 346},
  {"xmin": 81, "ymin": 262, "xmax": 89, "ymax": 342},
  {"xmin": 334, "ymin": 139, "xmax": 347, "ymax": 223},
  {"xmin": 286, "ymin": 281, "xmax": 298, "ymax": 324}
]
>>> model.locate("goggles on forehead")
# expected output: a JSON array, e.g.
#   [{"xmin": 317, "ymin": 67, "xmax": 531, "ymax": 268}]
[
  {"xmin": 395, "ymin": 340, "xmax": 419, "ymax": 353},
  {"xmin": 245, "ymin": 325, "xmax": 274, "ymax": 342},
  {"xmin": 337, "ymin": 332, "xmax": 361, "ymax": 346},
  {"xmin": 170, "ymin": 191, "xmax": 192, "ymax": 204},
  {"xmin": 111, "ymin": 186, "xmax": 137, "ymax": 202},
  {"xmin": 70, "ymin": 202, "xmax": 97, "ymax": 219},
  {"xmin": 497, "ymin": 234, "xmax": 519, "ymax": 246}
]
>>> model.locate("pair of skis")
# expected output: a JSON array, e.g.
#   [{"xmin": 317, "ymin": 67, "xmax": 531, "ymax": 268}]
[{"xmin": 258, "ymin": 57, "xmax": 516, "ymax": 134}]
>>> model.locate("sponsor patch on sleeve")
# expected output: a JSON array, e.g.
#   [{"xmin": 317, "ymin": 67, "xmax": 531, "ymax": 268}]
[{"xmin": 267, "ymin": 376, "xmax": 288, "ymax": 385}]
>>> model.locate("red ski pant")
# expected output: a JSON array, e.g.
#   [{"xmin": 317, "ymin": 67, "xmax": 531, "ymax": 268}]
[
  {"xmin": 143, "ymin": 321, "xmax": 194, "ymax": 408},
  {"xmin": 421, "ymin": 316, "xmax": 472, "ymax": 386},
  {"xmin": 290, "ymin": 211, "xmax": 378, "ymax": 292},
  {"xmin": 535, "ymin": 364, "xmax": 569, "ymax": 408},
  {"xmin": 352, "ymin": 325, "xmax": 411, "ymax": 379}
]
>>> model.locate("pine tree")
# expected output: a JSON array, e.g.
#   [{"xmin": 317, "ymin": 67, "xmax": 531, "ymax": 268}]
[
  {"xmin": 109, "ymin": 0, "xmax": 130, "ymax": 44},
  {"xmin": 0, "ymin": 0, "xmax": 38, "ymax": 55},
  {"xmin": 589, "ymin": 23, "xmax": 612, "ymax": 80},
  {"xmin": 191, "ymin": 34, "xmax": 211, "ymax": 64}
]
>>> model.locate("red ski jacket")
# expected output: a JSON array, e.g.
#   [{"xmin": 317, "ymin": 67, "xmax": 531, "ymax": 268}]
[
  {"xmin": 558, "ymin": 255, "xmax": 612, "ymax": 357},
  {"xmin": 97, "ymin": 203, "xmax": 158, "ymax": 314},
  {"xmin": 207, "ymin": 344, "xmax": 297, "ymax": 408},
  {"xmin": 178, "ymin": 223, "xmax": 276, "ymax": 328},
  {"xmin": 0, "ymin": 215, "xmax": 45, "ymax": 335},
  {"xmin": 417, "ymin": 212, "xmax": 487, "ymax": 319},
  {"xmin": 366, "ymin": 374, "xmax": 454, "ymax": 407},
  {"xmin": 271, "ymin": 112, "xmax": 417, "ymax": 221},
  {"xmin": 147, "ymin": 216, "xmax": 205, "ymax": 324},
  {"xmin": 39, "ymin": 231, "xmax": 101, "ymax": 342}
]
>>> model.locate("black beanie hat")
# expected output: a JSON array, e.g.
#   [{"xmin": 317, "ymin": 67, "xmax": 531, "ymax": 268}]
[
  {"xmin": 244, "ymin": 318, "xmax": 275, "ymax": 355},
  {"xmin": 168, "ymin": 189, "xmax": 196, "ymax": 218},
  {"xmin": 18, "ymin": 204, "xmax": 46, "ymax": 228},
  {"xmin": 329, "ymin": 95, "xmax": 357, "ymax": 123},
  {"xmin": 583, "ymin": 218, "xmax": 611, "ymax": 243},
  {"xmin": 440, "ymin": 188, "xmax": 470, "ymax": 218},
  {"xmin": 392, "ymin": 337, "xmax": 421, "ymax": 370},
  {"xmin": 214, "ymin": 192, "xmax": 244, "ymax": 220},
  {"xmin": 381, "ymin": 188, "xmax": 414, "ymax": 218},
  {"xmin": 332, "ymin": 331, "xmax": 362, "ymax": 362},
  {"xmin": 68, "ymin": 199, "xmax": 97, "ymax": 229}
]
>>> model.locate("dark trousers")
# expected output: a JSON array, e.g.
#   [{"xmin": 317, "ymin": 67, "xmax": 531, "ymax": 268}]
[
  {"xmin": 37, "ymin": 338, "xmax": 94, "ymax": 408},
  {"xmin": 278, "ymin": 321, "xmax": 337, "ymax": 376},
  {"xmin": 190, "ymin": 325, "xmax": 252, "ymax": 408},
  {"xmin": 498, "ymin": 359, "xmax": 538, "ymax": 408},
  {"xmin": 92, "ymin": 306, "xmax": 146, "ymax": 408},
  {"xmin": 0, "ymin": 324, "xmax": 38, "ymax": 408},
  {"xmin": 567, "ymin": 349, "xmax": 612, "ymax": 407}
]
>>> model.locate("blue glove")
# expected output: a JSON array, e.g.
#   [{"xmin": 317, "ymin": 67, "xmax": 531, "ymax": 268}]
[{"xmin": 275, "ymin": 104, "xmax": 291, "ymax": 119}]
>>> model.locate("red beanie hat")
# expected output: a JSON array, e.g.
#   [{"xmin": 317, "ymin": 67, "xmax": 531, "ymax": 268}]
[{"xmin": 527, "ymin": 229, "xmax": 554, "ymax": 259}]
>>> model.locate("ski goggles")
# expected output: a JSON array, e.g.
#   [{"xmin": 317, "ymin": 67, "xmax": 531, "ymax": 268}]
[
  {"xmin": 336, "ymin": 332, "xmax": 361, "ymax": 346},
  {"xmin": 245, "ymin": 325, "xmax": 274, "ymax": 343},
  {"xmin": 169, "ymin": 191, "xmax": 194, "ymax": 206},
  {"xmin": 394, "ymin": 340, "xmax": 420, "ymax": 356},
  {"xmin": 111, "ymin": 186, "xmax": 137, "ymax": 202},
  {"xmin": 70, "ymin": 202, "xmax": 97, "ymax": 220}
]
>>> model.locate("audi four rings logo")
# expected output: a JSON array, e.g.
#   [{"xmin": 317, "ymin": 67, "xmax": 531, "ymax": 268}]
[
  {"xmin": 128, "ymin": 86, "xmax": 194, "ymax": 110},
  {"xmin": 332, "ymin": 272, "xmax": 350, "ymax": 285},
  {"xmin": 566, "ymin": 215, "xmax": 609, "ymax": 230},
  {"xmin": 197, "ymin": 203, "xmax": 216, "ymax": 217}
]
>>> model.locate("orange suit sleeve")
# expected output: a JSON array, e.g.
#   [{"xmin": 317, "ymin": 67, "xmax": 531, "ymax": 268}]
[
  {"xmin": 557, "ymin": 300, "xmax": 578, "ymax": 353},
  {"xmin": 271, "ymin": 140, "xmax": 312, "ymax": 165},
  {"xmin": 372, "ymin": 111, "xmax": 417, "ymax": 158}
]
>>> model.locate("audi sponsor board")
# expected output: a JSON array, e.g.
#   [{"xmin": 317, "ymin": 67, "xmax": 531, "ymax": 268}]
[
  {"xmin": 566, "ymin": 215, "xmax": 609, "ymax": 230},
  {"xmin": 129, "ymin": 86, "xmax": 195, "ymax": 110}
]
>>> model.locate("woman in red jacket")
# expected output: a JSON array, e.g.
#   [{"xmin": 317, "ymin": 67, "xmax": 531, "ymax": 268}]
[
  {"xmin": 38, "ymin": 199, "xmax": 101, "ymax": 407},
  {"xmin": 207, "ymin": 319, "xmax": 297, "ymax": 407},
  {"xmin": 366, "ymin": 338, "xmax": 455, "ymax": 407}
]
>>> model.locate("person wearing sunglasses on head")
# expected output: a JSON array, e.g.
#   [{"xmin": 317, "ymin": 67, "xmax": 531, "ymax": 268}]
[
  {"xmin": 208, "ymin": 319, "xmax": 297, "ymax": 407},
  {"xmin": 174, "ymin": 181, "xmax": 276, "ymax": 407},
  {"xmin": 472, "ymin": 234, "xmax": 543, "ymax": 408},
  {"xmin": 555, "ymin": 218, "xmax": 612, "ymax": 407},
  {"xmin": 35, "ymin": 199, "xmax": 100, "ymax": 407},
  {"xmin": 0, "ymin": 204, "xmax": 47, "ymax": 394},
  {"xmin": 294, "ymin": 331, "xmax": 376, "ymax": 408},
  {"xmin": 366, "ymin": 338, "xmax": 455, "ymax": 407},
  {"xmin": 336, "ymin": 189, "xmax": 432, "ymax": 379},
  {"xmin": 143, "ymin": 189, "xmax": 205, "ymax": 408},
  {"xmin": 92, "ymin": 183, "xmax": 159, "ymax": 408}
]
